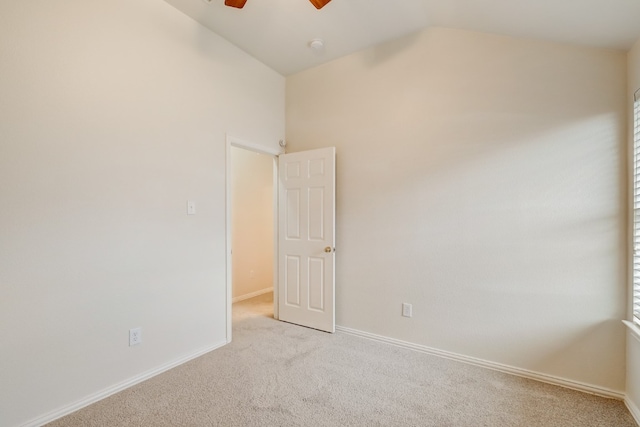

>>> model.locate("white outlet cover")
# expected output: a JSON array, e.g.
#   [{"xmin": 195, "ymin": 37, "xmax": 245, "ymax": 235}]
[{"xmin": 129, "ymin": 327, "xmax": 142, "ymax": 346}]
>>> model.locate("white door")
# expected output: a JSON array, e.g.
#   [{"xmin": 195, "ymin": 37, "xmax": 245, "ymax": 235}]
[{"xmin": 278, "ymin": 147, "xmax": 336, "ymax": 333}]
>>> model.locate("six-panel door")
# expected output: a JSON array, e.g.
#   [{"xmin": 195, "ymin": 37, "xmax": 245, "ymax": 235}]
[{"xmin": 278, "ymin": 147, "xmax": 335, "ymax": 333}]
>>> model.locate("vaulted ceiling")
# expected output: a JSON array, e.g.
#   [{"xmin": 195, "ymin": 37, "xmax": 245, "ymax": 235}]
[{"xmin": 165, "ymin": 0, "xmax": 640, "ymax": 76}]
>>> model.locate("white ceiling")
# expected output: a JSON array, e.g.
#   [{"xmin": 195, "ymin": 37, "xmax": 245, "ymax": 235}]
[{"xmin": 164, "ymin": 0, "xmax": 640, "ymax": 76}]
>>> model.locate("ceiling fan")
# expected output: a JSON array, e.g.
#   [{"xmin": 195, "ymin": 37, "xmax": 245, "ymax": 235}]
[{"xmin": 224, "ymin": 0, "xmax": 331, "ymax": 9}]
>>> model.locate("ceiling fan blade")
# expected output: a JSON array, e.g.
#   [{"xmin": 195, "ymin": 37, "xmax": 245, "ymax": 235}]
[
  {"xmin": 309, "ymin": 0, "xmax": 331, "ymax": 9},
  {"xmin": 225, "ymin": 0, "xmax": 248, "ymax": 8}
]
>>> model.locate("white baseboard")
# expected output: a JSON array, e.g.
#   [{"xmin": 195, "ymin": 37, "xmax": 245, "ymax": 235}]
[
  {"xmin": 18, "ymin": 325, "xmax": 631, "ymax": 427},
  {"xmin": 22, "ymin": 341, "xmax": 227, "ymax": 427},
  {"xmin": 232, "ymin": 287, "xmax": 273, "ymax": 303},
  {"xmin": 336, "ymin": 325, "xmax": 625, "ymax": 401},
  {"xmin": 626, "ymin": 396, "xmax": 640, "ymax": 426}
]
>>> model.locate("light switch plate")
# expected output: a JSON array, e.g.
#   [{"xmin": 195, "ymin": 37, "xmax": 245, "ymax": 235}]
[
  {"xmin": 187, "ymin": 200, "xmax": 196, "ymax": 215},
  {"xmin": 402, "ymin": 303, "xmax": 412, "ymax": 318}
]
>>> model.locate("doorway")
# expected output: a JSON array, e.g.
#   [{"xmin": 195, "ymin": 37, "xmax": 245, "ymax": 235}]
[
  {"xmin": 225, "ymin": 137, "xmax": 337, "ymax": 341},
  {"xmin": 225, "ymin": 136, "xmax": 280, "ymax": 342}
]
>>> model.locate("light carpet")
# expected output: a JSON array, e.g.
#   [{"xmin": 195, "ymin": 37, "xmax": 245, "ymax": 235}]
[{"xmin": 48, "ymin": 293, "xmax": 636, "ymax": 426}]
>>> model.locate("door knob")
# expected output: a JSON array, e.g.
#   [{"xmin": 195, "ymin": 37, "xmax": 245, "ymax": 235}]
[{"xmin": 324, "ymin": 246, "xmax": 333, "ymax": 253}]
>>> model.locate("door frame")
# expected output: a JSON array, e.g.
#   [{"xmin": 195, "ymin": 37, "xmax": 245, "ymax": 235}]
[{"xmin": 225, "ymin": 134, "xmax": 282, "ymax": 343}]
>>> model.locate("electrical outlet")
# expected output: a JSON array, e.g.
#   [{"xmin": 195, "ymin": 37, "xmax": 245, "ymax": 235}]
[
  {"xmin": 402, "ymin": 303, "xmax": 412, "ymax": 318},
  {"xmin": 129, "ymin": 327, "xmax": 142, "ymax": 346}
]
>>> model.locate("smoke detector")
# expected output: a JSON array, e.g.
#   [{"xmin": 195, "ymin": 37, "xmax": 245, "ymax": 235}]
[{"xmin": 309, "ymin": 38, "xmax": 325, "ymax": 51}]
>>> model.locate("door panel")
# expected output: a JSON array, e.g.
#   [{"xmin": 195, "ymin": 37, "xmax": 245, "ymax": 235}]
[
  {"xmin": 286, "ymin": 189, "xmax": 301, "ymax": 239},
  {"xmin": 285, "ymin": 255, "xmax": 301, "ymax": 306},
  {"xmin": 278, "ymin": 147, "xmax": 335, "ymax": 333}
]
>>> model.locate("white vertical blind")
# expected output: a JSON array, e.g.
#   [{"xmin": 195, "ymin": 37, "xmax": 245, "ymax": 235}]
[{"xmin": 633, "ymin": 98, "xmax": 640, "ymax": 325}]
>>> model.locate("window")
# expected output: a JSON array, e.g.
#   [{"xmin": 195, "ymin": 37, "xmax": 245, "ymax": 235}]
[{"xmin": 633, "ymin": 95, "xmax": 640, "ymax": 325}]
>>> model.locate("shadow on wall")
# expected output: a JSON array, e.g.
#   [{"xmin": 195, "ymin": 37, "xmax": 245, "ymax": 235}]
[
  {"xmin": 529, "ymin": 319, "xmax": 626, "ymax": 390},
  {"xmin": 362, "ymin": 31, "xmax": 424, "ymax": 68},
  {"xmin": 342, "ymin": 114, "xmax": 625, "ymax": 390},
  {"xmin": 347, "ymin": 113, "xmax": 625, "ymax": 309}
]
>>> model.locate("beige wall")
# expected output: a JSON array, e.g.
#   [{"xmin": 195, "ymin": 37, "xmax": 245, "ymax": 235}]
[
  {"xmin": 287, "ymin": 27, "xmax": 627, "ymax": 392},
  {"xmin": 0, "ymin": 0, "xmax": 284, "ymax": 425},
  {"xmin": 231, "ymin": 147, "xmax": 274, "ymax": 299},
  {"xmin": 626, "ymin": 38, "xmax": 640, "ymax": 418}
]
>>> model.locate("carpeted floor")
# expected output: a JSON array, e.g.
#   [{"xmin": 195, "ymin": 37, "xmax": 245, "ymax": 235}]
[{"xmin": 48, "ymin": 293, "xmax": 637, "ymax": 426}]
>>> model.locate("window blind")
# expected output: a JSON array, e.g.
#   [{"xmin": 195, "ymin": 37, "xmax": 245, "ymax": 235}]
[{"xmin": 634, "ymin": 98, "xmax": 640, "ymax": 325}]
